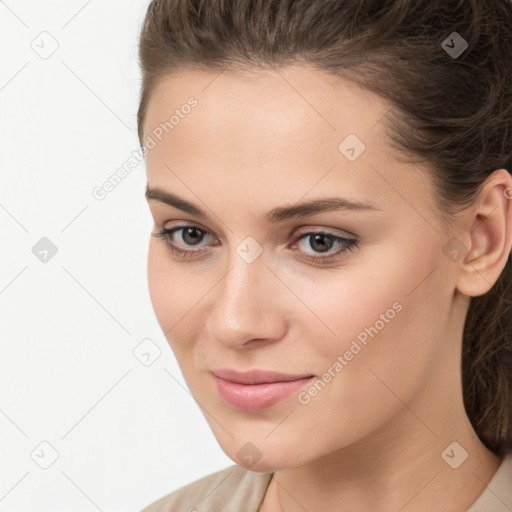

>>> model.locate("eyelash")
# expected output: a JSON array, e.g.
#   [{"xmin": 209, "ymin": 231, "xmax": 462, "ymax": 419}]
[{"xmin": 153, "ymin": 225, "xmax": 358, "ymax": 263}]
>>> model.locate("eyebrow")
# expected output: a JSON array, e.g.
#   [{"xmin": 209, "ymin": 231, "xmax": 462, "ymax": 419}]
[{"xmin": 145, "ymin": 185, "xmax": 382, "ymax": 223}]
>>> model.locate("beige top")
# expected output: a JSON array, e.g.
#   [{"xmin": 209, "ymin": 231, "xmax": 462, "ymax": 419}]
[{"xmin": 141, "ymin": 454, "xmax": 512, "ymax": 511}]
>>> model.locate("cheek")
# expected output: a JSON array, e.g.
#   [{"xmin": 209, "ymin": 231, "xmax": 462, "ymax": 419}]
[
  {"xmin": 147, "ymin": 242, "xmax": 202, "ymax": 346},
  {"xmin": 288, "ymin": 255, "xmax": 411, "ymax": 364},
  {"xmin": 265, "ymin": 258, "xmax": 445, "ymax": 457},
  {"xmin": 304, "ymin": 245, "xmax": 447, "ymax": 413},
  {"xmin": 315, "ymin": 238, "xmax": 443, "ymax": 350},
  {"xmin": 147, "ymin": 242, "xmax": 172, "ymax": 330}
]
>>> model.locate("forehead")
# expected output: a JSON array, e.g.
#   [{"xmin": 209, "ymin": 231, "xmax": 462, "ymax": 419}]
[
  {"xmin": 142, "ymin": 65, "xmax": 437, "ymax": 224},
  {"xmin": 144, "ymin": 65, "xmax": 392, "ymax": 172},
  {"xmin": 144, "ymin": 65, "xmax": 390, "ymax": 146}
]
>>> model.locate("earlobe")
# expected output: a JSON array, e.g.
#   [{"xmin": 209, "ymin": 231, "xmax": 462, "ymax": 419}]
[{"xmin": 455, "ymin": 169, "xmax": 512, "ymax": 298}]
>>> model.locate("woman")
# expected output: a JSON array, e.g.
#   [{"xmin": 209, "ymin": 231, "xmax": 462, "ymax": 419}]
[{"xmin": 138, "ymin": 0, "xmax": 512, "ymax": 510}]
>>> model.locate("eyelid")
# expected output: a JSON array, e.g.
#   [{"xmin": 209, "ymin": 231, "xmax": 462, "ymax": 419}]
[{"xmin": 292, "ymin": 225, "xmax": 357, "ymax": 239}]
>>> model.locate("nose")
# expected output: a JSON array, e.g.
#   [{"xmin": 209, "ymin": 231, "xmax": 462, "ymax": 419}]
[{"xmin": 206, "ymin": 251, "xmax": 288, "ymax": 349}]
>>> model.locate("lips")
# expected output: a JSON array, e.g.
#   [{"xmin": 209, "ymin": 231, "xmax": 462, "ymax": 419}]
[
  {"xmin": 211, "ymin": 369, "xmax": 315, "ymax": 412},
  {"xmin": 211, "ymin": 368, "xmax": 314, "ymax": 384}
]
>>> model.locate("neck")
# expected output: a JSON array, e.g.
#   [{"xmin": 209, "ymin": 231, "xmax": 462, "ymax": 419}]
[{"xmin": 264, "ymin": 370, "xmax": 501, "ymax": 512}]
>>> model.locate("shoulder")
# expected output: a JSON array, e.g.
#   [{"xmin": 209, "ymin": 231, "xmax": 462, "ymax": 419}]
[
  {"xmin": 140, "ymin": 464, "xmax": 273, "ymax": 512},
  {"xmin": 466, "ymin": 453, "xmax": 512, "ymax": 512}
]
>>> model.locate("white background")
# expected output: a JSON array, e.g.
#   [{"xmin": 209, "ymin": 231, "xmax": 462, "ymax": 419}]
[{"xmin": 0, "ymin": 1, "xmax": 233, "ymax": 510}]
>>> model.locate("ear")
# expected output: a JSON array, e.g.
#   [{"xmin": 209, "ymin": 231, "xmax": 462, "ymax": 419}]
[{"xmin": 455, "ymin": 169, "xmax": 512, "ymax": 297}]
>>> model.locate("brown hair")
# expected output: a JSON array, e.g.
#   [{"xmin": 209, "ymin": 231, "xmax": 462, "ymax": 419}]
[{"xmin": 136, "ymin": 0, "xmax": 512, "ymax": 456}]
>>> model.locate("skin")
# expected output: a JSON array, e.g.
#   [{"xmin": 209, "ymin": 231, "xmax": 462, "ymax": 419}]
[{"xmin": 142, "ymin": 65, "xmax": 512, "ymax": 511}]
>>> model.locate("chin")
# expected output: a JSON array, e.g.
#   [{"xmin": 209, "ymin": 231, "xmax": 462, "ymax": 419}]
[
  {"xmin": 233, "ymin": 454, "xmax": 297, "ymax": 473},
  {"xmin": 221, "ymin": 438, "xmax": 309, "ymax": 473}
]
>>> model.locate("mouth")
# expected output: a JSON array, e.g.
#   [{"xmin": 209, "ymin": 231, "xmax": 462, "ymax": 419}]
[{"xmin": 210, "ymin": 369, "xmax": 315, "ymax": 412}]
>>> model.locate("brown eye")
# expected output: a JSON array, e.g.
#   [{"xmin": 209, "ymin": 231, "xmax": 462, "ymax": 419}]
[
  {"xmin": 152, "ymin": 225, "xmax": 215, "ymax": 258},
  {"xmin": 292, "ymin": 231, "xmax": 358, "ymax": 263},
  {"xmin": 181, "ymin": 227, "xmax": 206, "ymax": 245},
  {"xmin": 308, "ymin": 233, "xmax": 335, "ymax": 252}
]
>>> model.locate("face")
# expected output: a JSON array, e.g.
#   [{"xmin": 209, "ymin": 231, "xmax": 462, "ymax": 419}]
[{"xmin": 143, "ymin": 65, "xmax": 459, "ymax": 472}]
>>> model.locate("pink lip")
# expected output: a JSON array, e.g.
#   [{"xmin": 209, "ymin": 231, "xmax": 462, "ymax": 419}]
[{"xmin": 211, "ymin": 369, "xmax": 315, "ymax": 412}]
